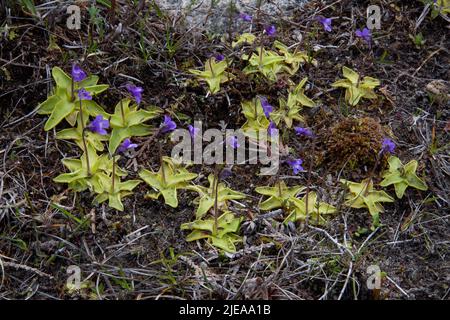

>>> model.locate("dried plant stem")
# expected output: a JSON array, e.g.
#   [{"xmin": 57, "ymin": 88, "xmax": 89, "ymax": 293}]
[
  {"xmin": 120, "ymin": 99, "xmax": 126, "ymax": 126},
  {"xmin": 71, "ymin": 79, "xmax": 75, "ymax": 101},
  {"xmin": 364, "ymin": 152, "xmax": 382, "ymax": 196}
]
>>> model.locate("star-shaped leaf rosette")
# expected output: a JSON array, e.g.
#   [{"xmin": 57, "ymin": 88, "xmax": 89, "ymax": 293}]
[
  {"xmin": 255, "ymin": 181, "xmax": 305, "ymax": 211},
  {"xmin": 380, "ymin": 156, "xmax": 428, "ymax": 199},
  {"xmin": 186, "ymin": 174, "xmax": 246, "ymax": 219},
  {"xmin": 108, "ymin": 98, "xmax": 161, "ymax": 153},
  {"xmin": 232, "ymin": 32, "xmax": 256, "ymax": 48},
  {"xmin": 331, "ymin": 66, "xmax": 380, "ymax": 106},
  {"xmin": 37, "ymin": 65, "xmax": 109, "ymax": 130},
  {"xmin": 139, "ymin": 157, "xmax": 198, "ymax": 208},
  {"xmin": 53, "ymin": 144, "xmax": 127, "ymax": 194},
  {"xmin": 284, "ymin": 192, "xmax": 336, "ymax": 225},
  {"xmin": 341, "ymin": 178, "xmax": 394, "ymax": 227},
  {"xmin": 180, "ymin": 211, "xmax": 243, "ymax": 253},
  {"xmin": 271, "ymin": 77, "xmax": 315, "ymax": 128},
  {"xmin": 273, "ymin": 41, "xmax": 318, "ymax": 75},
  {"xmin": 92, "ymin": 174, "xmax": 141, "ymax": 211},
  {"xmin": 242, "ymin": 47, "xmax": 285, "ymax": 81},
  {"xmin": 188, "ymin": 57, "xmax": 234, "ymax": 94},
  {"xmin": 240, "ymin": 97, "xmax": 271, "ymax": 138}
]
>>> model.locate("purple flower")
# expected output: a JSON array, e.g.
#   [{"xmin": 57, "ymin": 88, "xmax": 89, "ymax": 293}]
[
  {"xmin": 214, "ymin": 53, "xmax": 225, "ymax": 62},
  {"xmin": 381, "ymin": 138, "xmax": 395, "ymax": 154},
  {"xmin": 316, "ymin": 16, "xmax": 332, "ymax": 32},
  {"xmin": 228, "ymin": 136, "xmax": 240, "ymax": 149},
  {"xmin": 71, "ymin": 64, "xmax": 87, "ymax": 82},
  {"xmin": 188, "ymin": 124, "xmax": 200, "ymax": 139},
  {"xmin": 161, "ymin": 115, "xmax": 177, "ymax": 133},
  {"xmin": 294, "ymin": 127, "xmax": 314, "ymax": 137},
  {"xmin": 77, "ymin": 88, "xmax": 92, "ymax": 101},
  {"xmin": 126, "ymin": 84, "xmax": 144, "ymax": 104},
  {"xmin": 239, "ymin": 13, "xmax": 252, "ymax": 22},
  {"xmin": 356, "ymin": 28, "xmax": 372, "ymax": 45},
  {"xmin": 260, "ymin": 97, "xmax": 273, "ymax": 118},
  {"xmin": 287, "ymin": 159, "xmax": 304, "ymax": 175},
  {"xmin": 264, "ymin": 25, "xmax": 276, "ymax": 36},
  {"xmin": 220, "ymin": 167, "xmax": 233, "ymax": 180},
  {"xmin": 118, "ymin": 138, "xmax": 138, "ymax": 153},
  {"xmin": 268, "ymin": 121, "xmax": 278, "ymax": 137},
  {"xmin": 88, "ymin": 115, "xmax": 110, "ymax": 135}
]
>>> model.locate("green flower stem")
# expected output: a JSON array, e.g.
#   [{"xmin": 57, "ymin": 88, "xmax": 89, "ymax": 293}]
[
  {"xmin": 111, "ymin": 153, "xmax": 116, "ymax": 193},
  {"xmin": 159, "ymin": 145, "xmax": 166, "ymax": 184},
  {"xmin": 208, "ymin": 58, "xmax": 215, "ymax": 78},
  {"xmin": 258, "ymin": 34, "xmax": 265, "ymax": 67},
  {"xmin": 79, "ymin": 98, "xmax": 91, "ymax": 176},
  {"xmin": 212, "ymin": 166, "xmax": 220, "ymax": 235}
]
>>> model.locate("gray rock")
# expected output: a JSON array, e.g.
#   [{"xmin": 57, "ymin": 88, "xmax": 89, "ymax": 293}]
[{"xmin": 155, "ymin": 0, "xmax": 310, "ymax": 32}]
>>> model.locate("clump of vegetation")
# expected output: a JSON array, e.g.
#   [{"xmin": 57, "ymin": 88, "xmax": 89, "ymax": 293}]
[{"xmin": 323, "ymin": 117, "xmax": 385, "ymax": 170}]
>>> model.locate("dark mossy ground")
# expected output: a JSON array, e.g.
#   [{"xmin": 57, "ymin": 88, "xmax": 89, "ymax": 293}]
[{"xmin": 0, "ymin": 0, "xmax": 449, "ymax": 300}]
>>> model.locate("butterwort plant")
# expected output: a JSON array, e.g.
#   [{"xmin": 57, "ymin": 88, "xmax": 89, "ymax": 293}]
[
  {"xmin": 271, "ymin": 77, "xmax": 315, "ymax": 128},
  {"xmin": 37, "ymin": 65, "xmax": 166, "ymax": 212},
  {"xmin": 94, "ymin": 138, "xmax": 141, "ymax": 211},
  {"xmin": 189, "ymin": 56, "xmax": 235, "ymax": 94},
  {"xmin": 37, "ymin": 65, "xmax": 109, "ymax": 130},
  {"xmin": 332, "ymin": 66, "xmax": 380, "ymax": 106},
  {"xmin": 108, "ymin": 95, "xmax": 161, "ymax": 153},
  {"xmin": 273, "ymin": 41, "xmax": 318, "ymax": 75},
  {"xmin": 380, "ymin": 156, "xmax": 428, "ymax": 199},
  {"xmin": 139, "ymin": 157, "xmax": 198, "ymax": 208}
]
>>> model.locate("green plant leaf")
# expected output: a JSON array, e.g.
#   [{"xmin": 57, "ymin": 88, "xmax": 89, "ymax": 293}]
[
  {"xmin": 44, "ymin": 99, "xmax": 76, "ymax": 130},
  {"xmin": 232, "ymin": 32, "xmax": 256, "ymax": 48}
]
